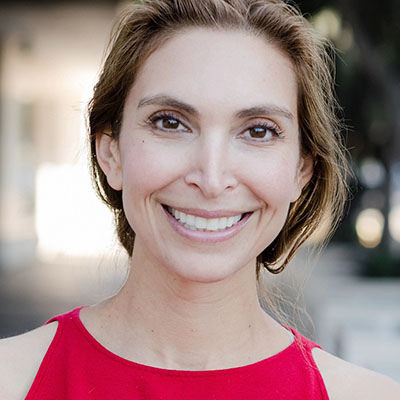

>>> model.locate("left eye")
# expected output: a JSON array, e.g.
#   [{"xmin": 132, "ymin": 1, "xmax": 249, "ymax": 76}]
[{"xmin": 241, "ymin": 124, "xmax": 280, "ymax": 141}]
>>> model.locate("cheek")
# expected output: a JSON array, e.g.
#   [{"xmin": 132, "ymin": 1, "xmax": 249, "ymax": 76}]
[
  {"xmin": 120, "ymin": 140, "xmax": 184, "ymax": 198},
  {"xmin": 240, "ymin": 153, "xmax": 299, "ymax": 207}
]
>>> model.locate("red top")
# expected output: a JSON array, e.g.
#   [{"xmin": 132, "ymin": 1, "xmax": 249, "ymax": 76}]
[{"xmin": 26, "ymin": 307, "xmax": 329, "ymax": 399}]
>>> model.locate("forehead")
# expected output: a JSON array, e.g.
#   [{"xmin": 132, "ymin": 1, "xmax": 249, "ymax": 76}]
[{"xmin": 128, "ymin": 28, "xmax": 298, "ymax": 119}]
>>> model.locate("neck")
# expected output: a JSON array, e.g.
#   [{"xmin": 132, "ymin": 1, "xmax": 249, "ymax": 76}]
[{"xmin": 89, "ymin": 247, "xmax": 289, "ymax": 371}]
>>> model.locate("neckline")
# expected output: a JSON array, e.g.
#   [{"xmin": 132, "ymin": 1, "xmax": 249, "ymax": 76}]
[{"xmin": 70, "ymin": 306, "xmax": 302, "ymax": 377}]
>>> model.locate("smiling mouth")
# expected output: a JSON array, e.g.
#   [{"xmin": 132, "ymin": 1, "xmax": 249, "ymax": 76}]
[{"xmin": 165, "ymin": 206, "xmax": 248, "ymax": 232}]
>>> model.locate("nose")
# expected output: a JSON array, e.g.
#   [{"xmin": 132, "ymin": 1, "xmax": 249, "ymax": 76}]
[{"xmin": 184, "ymin": 133, "xmax": 238, "ymax": 198}]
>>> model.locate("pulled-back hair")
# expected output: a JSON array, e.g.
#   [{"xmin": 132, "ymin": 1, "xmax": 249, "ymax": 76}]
[{"xmin": 88, "ymin": 0, "xmax": 350, "ymax": 275}]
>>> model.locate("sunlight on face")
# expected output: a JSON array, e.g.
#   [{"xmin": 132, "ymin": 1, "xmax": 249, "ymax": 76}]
[{"xmin": 106, "ymin": 28, "xmax": 311, "ymax": 283}]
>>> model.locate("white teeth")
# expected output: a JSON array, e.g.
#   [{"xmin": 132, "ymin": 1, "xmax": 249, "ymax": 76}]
[
  {"xmin": 179, "ymin": 212, "xmax": 187, "ymax": 224},
  {"xmin": 186, "ymin": 214, "xmax": 195, "ymax": 226},
  {"xmin": 168, "ymin": 207, "xmax": 243, "ymax": 231},
  {"xmin": 195, "ymin": 216, "xmax": 207, "ymax": 229},
  {"xmin": 173, "ymin": 209, "xmax": 180, "ymax": 220},
  {"xmin": 218, "ymin": 217, "xmax": 227, "ymax": 229},
  {"xmin": 206, "ymin": 218, "xmax": 219, "ymax": 231}
]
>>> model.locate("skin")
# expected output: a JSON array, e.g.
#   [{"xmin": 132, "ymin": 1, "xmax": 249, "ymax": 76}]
[
  {"xmin": 104, "ymin": 29, "xmax": 310, "ymax": 285},
  {"xmin": 89, "ymin": 27, "xmax": 310, "ymax": 370},
  {"xmin": 0, "ymin": 28, "xmax": 399, "ymax": 399}
]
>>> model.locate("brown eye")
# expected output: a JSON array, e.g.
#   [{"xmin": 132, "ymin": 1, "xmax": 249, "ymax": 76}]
[
  {"xmin": 249, "ymin": 127, "xmax": 268, "ymax": 139},
  {"xmin": 149, "ymin": 113, "xmax": 189, "ymax": 133},
  {"xmin": 162, "ymin": 118, "xmax": 180, "ymax": 130},
  {"xmin": 239, "ymin": 122, "xmax": 282, "ymax": 143}
]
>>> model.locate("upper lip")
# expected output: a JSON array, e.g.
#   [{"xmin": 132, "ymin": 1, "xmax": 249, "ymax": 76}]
[{"xmin": 163, "ymin": 205, "xmax": 252, "ymax": 218}]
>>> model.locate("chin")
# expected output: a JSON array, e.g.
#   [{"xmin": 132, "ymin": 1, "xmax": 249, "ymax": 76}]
[{"xmin": 163, "ymin": 255, "xmax": 254, "ymax": 284}]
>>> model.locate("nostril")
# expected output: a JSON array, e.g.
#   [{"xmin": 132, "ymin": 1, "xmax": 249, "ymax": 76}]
[{"xmin": 183, "ymin": 161, "xmax": 238, "ymax": 198}]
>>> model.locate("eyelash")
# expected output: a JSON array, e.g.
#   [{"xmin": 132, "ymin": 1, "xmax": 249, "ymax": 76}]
[
  {"xmin": 146, "ymin": 112, "xmax": 283, "ymax": 142},
  {"xmin": 240, "ymin": 122, "xmax": 283, "ymax": 142},
  {"xmin": 147, "ymin": 112, "xmax": 190, "ymax": 133}
]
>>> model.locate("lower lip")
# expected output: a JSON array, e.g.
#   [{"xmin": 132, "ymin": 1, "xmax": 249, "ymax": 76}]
[{"xmin": 162, "ymin": 206, "xmax": 253, "ymax": 243}]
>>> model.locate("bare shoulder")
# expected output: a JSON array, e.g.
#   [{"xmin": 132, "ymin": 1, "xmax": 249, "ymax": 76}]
[
  {"xmin": 0, "ymin": 321, "xmax": 58, "ymax": 400},
  {"xmin": 312, "ymin": 347, "xmax": 400, "ymax": 400}
]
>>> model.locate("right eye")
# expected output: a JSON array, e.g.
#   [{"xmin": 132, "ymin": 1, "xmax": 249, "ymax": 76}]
[{"xmin": 148, "ymin": 112, "xmax": 190, "ymax": 133}]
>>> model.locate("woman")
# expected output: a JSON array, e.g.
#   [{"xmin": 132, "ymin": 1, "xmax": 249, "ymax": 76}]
[{"xmin": 1, "ymin": 0, "xmax": 399, "ymax": 398}]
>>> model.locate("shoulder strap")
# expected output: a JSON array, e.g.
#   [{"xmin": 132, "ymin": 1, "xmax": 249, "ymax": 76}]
[
  {"xmin": 289, "ymin": 327, "xmax": 330, "ymax": 400},
  {"xmin": 25, "ymin": 307, "xmax": 87, "ymax": 400},
  {"xmin": 45, "ymin": 305, "xmax": 86, "ymax": 325}
]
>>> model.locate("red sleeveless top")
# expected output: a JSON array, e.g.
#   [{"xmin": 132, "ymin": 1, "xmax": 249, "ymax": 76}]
[{"xmin": 25, "ymin": 307, "xmax": 329, "ymax": 399}]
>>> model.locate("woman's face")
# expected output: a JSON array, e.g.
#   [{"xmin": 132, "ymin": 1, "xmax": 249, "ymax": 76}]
[{"xmin": 99, "ymin": 28, "xmax": 312, "ymax": 283}]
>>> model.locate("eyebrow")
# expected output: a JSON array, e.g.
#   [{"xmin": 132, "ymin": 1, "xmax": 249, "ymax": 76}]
[
  {"xmin": 235, "ymin": 105, "xmax": 294, "ymax": 121},
  {"xmin": 138, "ymin": 95, "xmax": 199, "ymax": 117},
  {"xmin": 137, "ymin": 94, "xmax": 294, "ymax": 121}
]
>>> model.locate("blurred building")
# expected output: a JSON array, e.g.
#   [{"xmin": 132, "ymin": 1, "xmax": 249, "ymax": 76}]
[{"xmin": 0, "ymin": 1, "xmax": 123, "ymax": 269}]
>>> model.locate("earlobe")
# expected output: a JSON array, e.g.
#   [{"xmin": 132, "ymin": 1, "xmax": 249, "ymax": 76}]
[
  {"xmin": 96, "ymin": 132, "xmax": 123, "ymax": 191},
  {"xmin": 291, "ymin": 154, "xmax": 314, "ymax": 203}
]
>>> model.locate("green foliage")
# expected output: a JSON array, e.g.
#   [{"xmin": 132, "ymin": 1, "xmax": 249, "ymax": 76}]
[{"xmin": 362, "ymin": 248, "xmax": 400, "ymax": 278}]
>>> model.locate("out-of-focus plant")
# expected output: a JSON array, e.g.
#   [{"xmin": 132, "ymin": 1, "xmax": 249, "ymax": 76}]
[{"xmin": 299, "ymin": 0, "xmax": 400, "ymax": 276}]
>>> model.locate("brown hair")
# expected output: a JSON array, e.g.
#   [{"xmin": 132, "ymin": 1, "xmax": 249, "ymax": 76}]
[{"xmin": 88, "ymin": 0, "xmax": 350, "ymax": 275}]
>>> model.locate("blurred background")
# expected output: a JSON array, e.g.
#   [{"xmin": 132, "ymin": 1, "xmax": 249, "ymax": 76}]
[{"xmin": 0, "ymin": 0, "xmax": 399, "ymax": 382}]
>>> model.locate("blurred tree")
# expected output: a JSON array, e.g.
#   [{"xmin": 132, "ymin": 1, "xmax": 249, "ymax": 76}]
[{"xmin": 298, "ymin": 0, "xmax": 400, "ymax": 275}]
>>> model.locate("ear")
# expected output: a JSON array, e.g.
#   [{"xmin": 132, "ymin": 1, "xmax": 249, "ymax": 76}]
[
  {"xmin": 96, "ymin": 131, "xmax": 123, "ymax": 191},
  {"xmin": 291, "ymin": 153, "xmax": 314, "ymax": 203}
]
